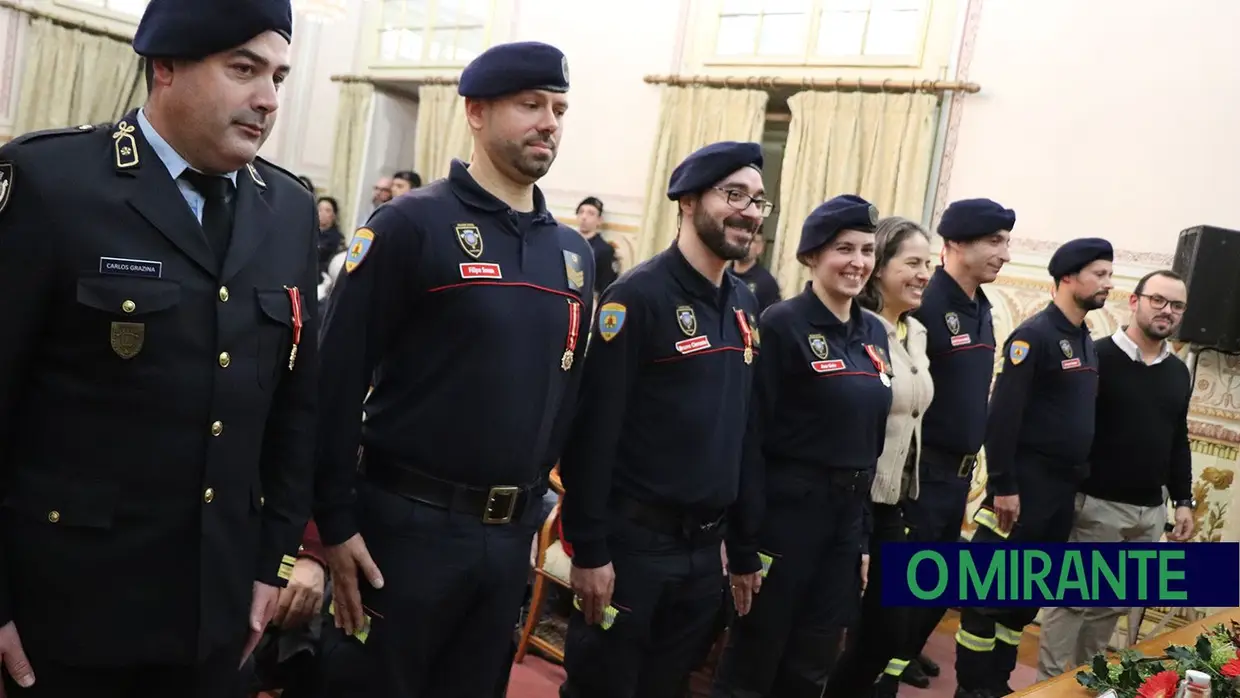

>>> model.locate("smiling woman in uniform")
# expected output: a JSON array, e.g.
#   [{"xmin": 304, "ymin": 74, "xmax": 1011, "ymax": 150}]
[
  {"xmin": 714, "ymin": 195, "xmax": 894, "ymax": 698},
  {"xmin": 826, "ymin": 216, "xmax": 936, "ymax": 698}
]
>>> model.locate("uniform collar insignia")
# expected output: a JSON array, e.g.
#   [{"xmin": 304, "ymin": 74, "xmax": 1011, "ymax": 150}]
[
  {"xmin": 113, "ymin": 120, "xmax": 139, "ymax": 170},
  {"xmin": 247, "ymin": 162, "xmax": 266, "ymax": 189}
]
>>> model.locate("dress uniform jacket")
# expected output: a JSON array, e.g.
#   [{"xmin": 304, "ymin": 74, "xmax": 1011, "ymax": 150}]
[{"xmin": 0, "ymin": 111, "xmax": 319, "ymax": 666}]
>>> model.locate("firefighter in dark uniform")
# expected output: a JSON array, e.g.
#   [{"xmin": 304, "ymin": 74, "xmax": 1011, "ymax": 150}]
[
  {"xmin": 712, "ymin": 195, "xmax": 893, "ymax": 698},
  {"xmin": 901, "ymin": 198, "xmax": 1014, "ymax": 688},
  {"xmin": 953, "ymin": 237, "xmax": 1114, "ymax": 698},
  {"xmin": 0, "ymin": 0, "xmax": 318, "ymax": 694},
  {"xmin": 558, "ymin": 141, "xmax": 766, "ymax": 698},
  {"xmin": 314, "ymin": 42, "xmax": 594, "ymax": 698}
]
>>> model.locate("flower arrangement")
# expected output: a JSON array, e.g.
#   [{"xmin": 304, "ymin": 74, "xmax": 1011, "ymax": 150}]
[{"xmin": 1077, "ymin": 620, "xmax": 1240, "ymax": 697}]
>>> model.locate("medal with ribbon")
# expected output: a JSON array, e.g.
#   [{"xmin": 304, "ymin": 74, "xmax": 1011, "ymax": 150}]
[
  {"xmin": 734, "ymin": 308, "xmax": 754, "ymax": 365},
  {"xmin": 285, "ymin": 285, "xmax": 303, "ymax": 371},
  {"xmin": 562, "ymin": 299, "xmax": 581, "ymax": 371},
  {"xmin": 864, "ymin": 344, "xmax": 891, "ymax": 387}
]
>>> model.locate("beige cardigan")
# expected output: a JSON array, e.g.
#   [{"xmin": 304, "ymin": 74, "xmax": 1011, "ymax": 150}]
[{"xmin": 865, "ymin": 310, "xmax": 935, "ymax": 504}]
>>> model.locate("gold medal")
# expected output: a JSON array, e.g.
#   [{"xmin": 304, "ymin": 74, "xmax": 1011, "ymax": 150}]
[
  {"xmin": 562, "ymin": 349, "xmax": 574, "ymax": 371},
  {"xmin": 743, "ymin": 346, "xmax": 753, "ymax": 365}
]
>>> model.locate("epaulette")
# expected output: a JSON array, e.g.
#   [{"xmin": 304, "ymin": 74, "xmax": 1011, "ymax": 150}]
[
  {"xmin": 251, "ymin": 155, "xmax": 306, "ymax": 193},
  {"xmin": 7, "ymin": 122, "xmax": 106, "ymax": 147}
]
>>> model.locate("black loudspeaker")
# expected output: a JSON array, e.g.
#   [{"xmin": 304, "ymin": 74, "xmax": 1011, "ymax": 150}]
[{"xmin": 1172, "ymin": 225, "xmax": 1240, "ymax": 352}]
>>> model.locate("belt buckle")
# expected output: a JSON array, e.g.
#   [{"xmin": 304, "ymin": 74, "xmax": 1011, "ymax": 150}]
[
  {"xmin": 958, "ymin": 454, "xmax": 978, "ymax": 479},
  {"xmin": 483, "ymin": 486, "xmax": 520, "ymax": 524}
]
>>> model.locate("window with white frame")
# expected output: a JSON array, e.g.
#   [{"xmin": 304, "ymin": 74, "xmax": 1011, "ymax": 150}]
[
  {"xmin": 377, "ymin": 0, "xmax": 489, "ymax": 65},
  {"xmin": 56, "ymin": 0, "xmax": 149, "ymax": 19},
  {"xmin": 712, "ymin": 0, "xmax": 929, "ymax": 64}
]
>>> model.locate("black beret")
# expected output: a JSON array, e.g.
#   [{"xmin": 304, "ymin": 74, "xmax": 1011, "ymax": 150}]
[
  {"xmin": 939, "ymin": 198, "xmax": 1016, "ymax": 241},
  {"xmin": 134, "ymin": 0, "xmax": 292, "ymax": 59},
  {"xmin": 458, "ymin": 42, "xmax": 569, "ymax": 99},
  {"xmin": 1048, "ymin": 237, "xmax": 1114, "ymax": 279},
  {"xmin": 797, "ymin": 195, "xmax": 879, "ymax": 256},
  {"xmin": 666, "ymin": 141, "xmax": 763, "ymax": 201}
]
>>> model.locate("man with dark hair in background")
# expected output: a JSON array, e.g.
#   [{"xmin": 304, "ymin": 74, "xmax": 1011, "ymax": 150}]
[
  {"xmin": 729, "ymin": 229, "xmax": 780, "ymax": 312},
  {"xmin": 576, "ymin": 196, "xmax": 620, "ymax": 299},
  {"xmin": 1036, "ymin": 268, "xmax": 1195, "ymax": 681},
  {"xmin": 391, "ymin": 170, "xmax": 421, "ymax": 197}
]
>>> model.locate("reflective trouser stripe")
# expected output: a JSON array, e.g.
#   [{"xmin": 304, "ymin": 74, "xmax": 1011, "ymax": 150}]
[
  {"xmin": 995, "ymin": 623, "xmax": 1023, "ymax": 646},
  {"xmin": 955, "ymin": 628, "xmax": 996, "ymax": 653},
  {"xmin": 884, "ymin": 658, "xmax": 911, "ymax": 677}
]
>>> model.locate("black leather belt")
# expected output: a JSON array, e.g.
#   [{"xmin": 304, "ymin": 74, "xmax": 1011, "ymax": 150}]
[
  {"xmin": 772, "ymin": 462, "xmax": 872, "ymax": 493},
  {"xmin": 613, "ymin": 494, "xmax": 725, "ymax": 543},
  {"xmin": 921, "ymin": 446, "xmax": 978, "ymax": 479},
  {"xmin": 363, "ymin": 458, "xmax": 536, "ymax": 525}
]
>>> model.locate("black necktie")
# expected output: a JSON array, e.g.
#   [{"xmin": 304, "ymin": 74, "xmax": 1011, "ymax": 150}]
[{"xmin": 181, "ymin": 170, "xmax": 235, "ymax": 268}]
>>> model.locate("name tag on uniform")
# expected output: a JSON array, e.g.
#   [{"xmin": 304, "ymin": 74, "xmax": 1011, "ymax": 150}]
[
  {"xmin": 99, "ymin": 256, "xmax": 162, "ymax": 278},
  {"xmin": 460, "ymin": 262, "xmax": 502, "ymax": 279},
  {"xmin": 811, "ymin": 359, "xmax": 846, "ymax": 373},
  {"xmin": 675, "ymin": 336, "xmax": 711, "ymax": 355},
  {"xmin": 951, "ymin": 334, "xmax": 972, "ymax": 347},
  {"xmin": 1061, "ymin": 358, "xmax": 1081, "ymax": 369}
]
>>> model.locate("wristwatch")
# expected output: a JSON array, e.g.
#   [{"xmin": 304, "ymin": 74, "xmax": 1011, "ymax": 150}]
[{"xmin": 1173, "ymin": 498, "xmax": 1195, "ymax": 509}]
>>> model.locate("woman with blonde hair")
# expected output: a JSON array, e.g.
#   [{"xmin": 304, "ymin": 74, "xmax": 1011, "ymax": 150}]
[{"xmin": 826, "ymin": 216, "xmax": 935, "ymax": 698}]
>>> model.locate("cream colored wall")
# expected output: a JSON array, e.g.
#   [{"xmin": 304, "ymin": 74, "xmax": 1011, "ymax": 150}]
[
  {"xmin": 0, "ymin": 0, "xmax": 365, "ymax": 193},
  {"xmin": 937, "ymin": 0, "xmax": 1240, "ymax": 544}
]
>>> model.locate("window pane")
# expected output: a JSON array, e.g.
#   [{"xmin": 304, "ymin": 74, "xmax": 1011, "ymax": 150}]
[
  {"xmin": 872, "ymin": 0, "xmax": 924, "ymax": 11},
  {"xmin": 459, "ymin": 0, "xmax": 488, "ymax": 24},
  {"xmin": 436, "ymin": 0, "xmax": 460, "ymax": 25},
  {"xmin": 454, "ymin": 28, "xmax": 485, "ymax": 62},
  {"xmin": 427, "ymin": 28, "xmax": 455, "ymax": 62},
  {"xmin": 757, "ymin": 13, "xmax": 807, "ymax": 55},
  {"xmin": 823, "ymin": 0, "xmax": 870, "ymax": 11},
  {"xmin": 398, "ymin": 29, "xmax": 424, "ymax": 61},
  {"xmin": 764, "ymin": 0, "xmax": 811, "ymax": 12},
  {"xmin": 721, "ymin": 0, "xmax": 763, "ymax": 13},
  {"xmin": 864, "ymin": 8, "xmax": 919, "ymax": 54},
  {"xmin": 382, "ymin": 0, "xmax": 406, "ymax": 25},
  {"xmin": 107, "ymin": 0, "xmax": 147, "ymax": 16},
  {"xmin": 379, "ymin": 28, "xmax": 402, "ymax": 60},
  {"xmin": 815, "ymin": 9, "xmax": 866, "ymax": 55},
  {"xmin": 715, "ymin": 15, "xmax": 758, "ymax": 55}
]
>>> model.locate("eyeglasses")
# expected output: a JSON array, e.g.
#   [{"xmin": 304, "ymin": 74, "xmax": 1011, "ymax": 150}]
[
  {"xmin": 1139, "ymin": 294, "xmax": 1187, "ymax": 313},
  {"xmin": 713, "ymin": 187, "xmax": 774, "ymax": 218}
]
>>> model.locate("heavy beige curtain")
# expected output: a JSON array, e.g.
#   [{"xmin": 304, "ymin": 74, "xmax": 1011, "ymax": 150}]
[
  {"xmin": 770, "ymin": 90, "xmax": 939, "ymax": 296},
  {"xmin": 328, "ymin": 82, "xmax": 375, "ymax": 229},
  {"xmin": 634, "ymin": 86, "xmax": 769, "ymax": 263},
  {"xmin": 413, "ymin": 84, "xmax": 471, "ymax": 183},
  {"xmin": 15, "ymin": 18, "xmax": 145, "ymax": 135}
]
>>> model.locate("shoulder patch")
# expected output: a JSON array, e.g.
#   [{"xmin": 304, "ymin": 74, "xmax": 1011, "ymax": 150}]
[
  {"xmin": 0, "ymin": 162, "xmax": 12, "ymax": 216},
  {"xmin": 1009, "ymin": 340, "xmax": 1030, "ymax": 365},
  {"xmin": 344, "ymin": 228, "xmax": 376, "ymax": 274},
  {"xmin": 598, "ymin": 302, "xmax": 627, "ymax": 342}
]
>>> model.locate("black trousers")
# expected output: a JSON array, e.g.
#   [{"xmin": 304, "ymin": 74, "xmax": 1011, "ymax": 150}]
[
  {"xmin": 954, "ymin": 464, "xmax": 1077, "ymax": 692},
  {"xmin": 1, "ymin": 637, "xmax": 246, "ymax": 698},
  {"xmin": 711, "ymin": 468, "xmax": 868, "ymax": 698},
  {"xmin": 825, "ymin": 502, "xmax": 912, "ymax": 696},
  {"xmin": 902, "ymin": 471, "xmax": 972, "ymax": 658},
  {"xmin": 560, "ymin": 516, "xmax": 724, "ymax": 698},
  {"xmin": 322, "ymin": 480, "xmax": 542, "ymax": 698}
]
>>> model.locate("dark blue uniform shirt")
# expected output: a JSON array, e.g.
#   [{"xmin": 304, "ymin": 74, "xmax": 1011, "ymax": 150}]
[
  {"xmin": 558, "ymin": 244, "xmax": 761, "ymax": 569},
  {"xmin": 314, "ymin": 160, "xmax": 595, "ymax": 544},
  {"xmin": 733, "ymin": 262, "xmax": 781, "ymax": 312},
  {"xmin": 985, "ymin": 301, "xmax": 1100, "ymax": 496},
  {"xmin": 912, "ymin": 267, "xmax": 997, "ymax": 460},
  {"xmin": 727, "ymin": 284, "xmax": 893, "ymax": 570}
]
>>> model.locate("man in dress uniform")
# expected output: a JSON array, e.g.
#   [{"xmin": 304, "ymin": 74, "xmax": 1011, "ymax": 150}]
[
  {"xmin": 902, "ymin": 198, "xmax": 1014, "ymax": 688},
  {"xmin": 558, "ymin": 141, "xmax": 765, "ymax": 698},
  {"xmin": 952, "ymin": 238, "xmax": 1113, "ymax": 698},
  {"xmin": 314, "ymin": 42, "xmax": 594, "ymax": 698},
  {"xmin": 0, "ymin": 0, "xmax": 319, "ymax": 694}
]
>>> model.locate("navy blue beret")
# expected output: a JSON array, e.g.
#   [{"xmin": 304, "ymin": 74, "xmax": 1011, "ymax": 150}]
[
  {"xmin": 939, "ymin": 198, "xmax": 1016, "ymax": 241},
  {"xmin": 134, "ymin": 0, "xmax": 292, "ymax": 59},
  {"xmin": 458, "ymin": 42, "xmax": 569, "ymax": 99},
  {"xmin": 797, "ymin": 195, "xmax": 879, "ymax": 256},
  {"xmin": 666, "ymin": 141, "xmax": 763, "ymax": 200},
  {"xmin": 1048, "ymin": 237, "xmax": 1114, "ymax": 279}
]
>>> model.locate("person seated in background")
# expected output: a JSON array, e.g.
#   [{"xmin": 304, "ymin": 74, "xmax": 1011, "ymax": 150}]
[{"xmin": 391, "ymin": 169, "xmax": 422, "ymax": 197}]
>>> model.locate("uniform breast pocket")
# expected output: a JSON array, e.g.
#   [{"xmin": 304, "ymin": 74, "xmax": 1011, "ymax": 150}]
[
  {"xmin": 75, "ymin": 276, "xmax": 181, "ymax": 361},
  {"xmin": 255, "ymin": 289, "xmax": 294, "ymax": 390}
]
